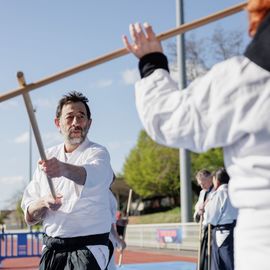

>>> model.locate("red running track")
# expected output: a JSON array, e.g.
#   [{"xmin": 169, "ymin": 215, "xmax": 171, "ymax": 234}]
[{"xmin": 0, "ymin": 248, "xmax": 197, "ymax": 269}]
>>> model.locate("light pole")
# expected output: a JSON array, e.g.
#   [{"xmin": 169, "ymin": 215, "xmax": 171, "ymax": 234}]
[{"xmin": 176, "ymin": 0, "xmax": 193, "ymax": 222}]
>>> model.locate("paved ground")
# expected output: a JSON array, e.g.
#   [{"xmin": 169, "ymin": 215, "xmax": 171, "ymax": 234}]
[{"xmin": 0, "ymin": 247, "xmax": 197, "ymax": 269}]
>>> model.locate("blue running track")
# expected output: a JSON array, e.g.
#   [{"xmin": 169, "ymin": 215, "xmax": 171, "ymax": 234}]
[{"xmin": 117, "ymin": 261, "xmax": 196, "ymax": 270}]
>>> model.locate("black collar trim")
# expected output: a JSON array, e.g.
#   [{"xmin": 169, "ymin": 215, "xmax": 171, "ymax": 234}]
[{"xmin": 244, "ymin": 12, "xmax": 270, "ymax": 72}]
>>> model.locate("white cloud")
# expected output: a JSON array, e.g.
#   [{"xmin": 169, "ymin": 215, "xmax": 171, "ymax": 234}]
[
  {"xmin": 96, "ymin": 79, "xmax": 113, "ymax": 88},
  {"xmin": 34, "ymin": 97, "xmax": 56, "ymax": 109},
  {"xmin": 0, "ymin": 175, "xmax": 25, "ymax": 185},
  {"xmin": 12, "ymin": 130, "xmax": 61, "ymax": 148},
  {"xmin": 14, "ymin": 132, "xmax": 29, "ymax": 144},
  {"xmin": 122, "ymin": 68, "xmax": 139, "ymax": 85}
]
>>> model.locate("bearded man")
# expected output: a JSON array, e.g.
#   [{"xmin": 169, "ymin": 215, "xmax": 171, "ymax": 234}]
[{"xmin": 21, "ymin": 91, "xmax": 113, "ymax": 270}]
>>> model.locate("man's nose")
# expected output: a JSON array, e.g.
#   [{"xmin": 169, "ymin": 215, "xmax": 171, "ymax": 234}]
[{"xmin": 72, "ymin": 116, "xmax": 80, "ymax": 125}]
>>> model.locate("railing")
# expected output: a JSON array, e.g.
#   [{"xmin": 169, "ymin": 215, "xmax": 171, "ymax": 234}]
[
  {"xmin": 0, "ymin": 223, "xmax": 199, "ymax": 266},
  {"xmin": 125, "ymin": 222, "xmax": 200, "ymax": 252},
  {"xmin": 0, "ymin": 232, "xmax": 43, "ymax": 265}
]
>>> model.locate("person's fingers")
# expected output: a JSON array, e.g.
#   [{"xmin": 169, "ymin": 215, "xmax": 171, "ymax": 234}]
[
  {"xmin": 122, "ymin": 35, "xmax": 133, "ymax": 52},
  {"xmin": 143, "ymin": 22, "xmax": 156, "ymax": 41},
  {"xmin": 129, "ymin": 23, "xmax": 138, "ymax": 43},
  {"xmin": 134, "ymin": 23, "xmax": 146, "ymax": 43}
]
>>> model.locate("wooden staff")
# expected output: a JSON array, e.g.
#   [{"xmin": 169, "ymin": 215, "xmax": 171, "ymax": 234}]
[
  {"xmin": 0, "ymin": 2, "xmax": 247, "ymax": 103},
  {"xmin": 197, "ymin": 215, "xmax": 203, "ymax": 270},
  {"xmin": 207, "ymin": 224, "xmax": 212, "ymax": 270},
  {"xmin": 17, "ymin": 71, "xmax": 56, "ymax": 199},
  {"xmin": 118, "ymin": 189, "xmax": 133, "ymax": 267}
]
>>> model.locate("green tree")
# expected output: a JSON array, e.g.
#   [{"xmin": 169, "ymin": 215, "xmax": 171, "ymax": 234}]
[
  {"xmin": 123, "ymin": 130, "xmax": 180, "ymax": 198},
  {"xmin": 0, "ymin": 211, "xmax": 9, "ymax": 225},
  {"xmin": 190, "ymin": 148, "xmax": 224, "ymax": 197},
  {"xmin": 191, "ymin": 148, "xmax": 224, "ymax": 177},
  {"xmin": 16, "ymin": 198, "xmax": 26, "ymax": 229},
  {"xmin": 123, "ymin": 131, "xmax": 224, "ymax": 199}
]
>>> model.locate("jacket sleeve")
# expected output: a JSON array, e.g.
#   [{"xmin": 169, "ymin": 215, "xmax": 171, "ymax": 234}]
[
  {"xmin": 82, "ymin": 146, "xmax": 113, "ymax": 190},
  {"xmin": 135, "ymin": 57, "xmax": 256, "ymax": 153}
]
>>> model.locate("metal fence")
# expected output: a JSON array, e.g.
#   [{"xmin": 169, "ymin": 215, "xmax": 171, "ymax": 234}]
[
  {"xmin": 0, "ymin": 223, "xmax": 199, "ymax": 265},
  {"xmin": 0, "ymin": 232, "xmax": 43, "ymax": 264},
  {"xmin": 125, "ymin": 222, "xmax": 200, "ymax": 252}
]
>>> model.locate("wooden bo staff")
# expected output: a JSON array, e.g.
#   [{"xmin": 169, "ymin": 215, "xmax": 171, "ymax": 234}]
[
  {"xmin": 118, "ymin": 189, "xmax": 133, "ymax": 267},
  {"xmin": 17, "ymin": 71, "xmax": 56, "ymax": 199},
  {"xmin": 0, "ymin": 2, "xmax": 247, "ymax": 103},
  {"xmin": 197, "ymin": 215, "xmax": 203, "ymax": 270},
  {"xmin": 207, "ymin": 224, "xmax": 212, "ymax": 270}
]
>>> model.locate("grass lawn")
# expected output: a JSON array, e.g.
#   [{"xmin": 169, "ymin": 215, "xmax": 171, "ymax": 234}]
[{"xmin": 129, "ymin": 207, "xmax": 181, "ymax": 224}]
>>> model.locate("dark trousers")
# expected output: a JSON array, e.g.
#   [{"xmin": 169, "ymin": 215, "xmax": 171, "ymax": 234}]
[
  {"xmin": 211, "ymin": 223, "xmax": 235, "ymax": 270},
  {"xmin": 39, "ymin": 246, "xmax": 101, "ymax": 270},
  {"xmin": 39, "ymin": 233, "xmax": 109, "ymax": 270},
  {"xmin": 200, "ymin": 227, "xmax": 210, "ymax": 270}
]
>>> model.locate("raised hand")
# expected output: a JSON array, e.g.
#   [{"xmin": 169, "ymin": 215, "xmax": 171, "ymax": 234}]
[{"xmin": 122, "ymin": 22, "xmax": 163, "ymax": 59}]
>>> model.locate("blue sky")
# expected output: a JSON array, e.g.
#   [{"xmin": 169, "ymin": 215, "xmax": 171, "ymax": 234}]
[{"xmin": 0, "ymin": 0, "xmax": 248, "ymax": 209}]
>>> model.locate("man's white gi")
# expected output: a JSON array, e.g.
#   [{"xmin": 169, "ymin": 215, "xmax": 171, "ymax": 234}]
[
  {"xmin": 203, "ymin": 184, "xmax": 238, "ymax": 228},
  {"xmin": 135, "ymin": 56, "xmax": 270, "ymax": 270},
  {"xmin": 21, "ymin": 138, "xmax": 113, "ymax": 270},
  {"xmin": 193, "ymin": 187, "xmax": 214, "ymax": 222}
]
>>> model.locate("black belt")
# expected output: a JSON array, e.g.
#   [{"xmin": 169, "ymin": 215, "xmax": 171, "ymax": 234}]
[
  {"xmin": 43, "ymin": 232, "xmax": 109, "ymax": 252},
  {"xmin": 214, "ymin": 220, "xmax": 236, "ymax": 230}
]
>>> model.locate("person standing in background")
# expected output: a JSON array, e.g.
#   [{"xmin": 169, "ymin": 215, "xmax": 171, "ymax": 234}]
[
  {"xmin": 107, "ymin": 182, "xmax": 127, "ymax": 270},
  {"xmin": 194, "ymin": 169, "xmax": 214, "ymax": 223},
  {"xmin": 194, "ymin": 169, "xmax": 214, "ymax": 270},
  {"xmin": 203, "ymin": 168, "xmax": 238, "ymax": 270}
]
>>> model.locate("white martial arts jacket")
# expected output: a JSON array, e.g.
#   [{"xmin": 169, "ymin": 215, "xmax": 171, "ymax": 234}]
[
  {"xmin": 193, "ymin": 186, "xmax": 214, "ymax": 222},
  {"xmin": 21, "ymin": 138, "xmax": 114, "ymax": 269},
  {"xmin": 135, "ymin": 57, "xmax": 270, "ymax": 210},
  {"xmin": 135, "ymin": 15, "xmax": 270, "ymax": 270},
  {"xmin": 203, "ymin": 184, "xmax": 238, "ymax": 227}
]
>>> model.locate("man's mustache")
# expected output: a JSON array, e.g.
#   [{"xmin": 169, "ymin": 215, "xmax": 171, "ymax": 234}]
[{"xmin": 69, "ymin": 127, "xmax": 83, "ymax": 132}]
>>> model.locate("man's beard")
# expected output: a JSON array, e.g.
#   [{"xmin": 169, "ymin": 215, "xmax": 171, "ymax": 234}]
[{"xmin": 63, "ymin": 126, "xmax": 89, "ymax": 145}]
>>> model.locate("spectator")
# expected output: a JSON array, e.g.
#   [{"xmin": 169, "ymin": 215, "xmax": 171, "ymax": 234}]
[
  {"xmin": 203, "ymin": 168, "xmax": 238, "ymax": 270},
  {"xmin": 194, "ymin": 169, "xmax": 214, "ymax": 223}
]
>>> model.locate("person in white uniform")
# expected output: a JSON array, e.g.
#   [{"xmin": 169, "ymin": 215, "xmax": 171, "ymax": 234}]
[
  {"xmin": 107, "ymin": 183, "xmax": 126, "ymax": 270},
  {"xmin": 21, "ymin": 91, "xmax": 113, "ymax": 270},
  {"xmin": 122, "ymin": 1, "xmax": 270, "ymax": 269},
  {"xmin": 194, "ymin": 169, "xmax": 214, "ymax": 223},
  {"xmin": 194, "ymin": 169, "xmax": 214, "ymax": 270},
  {"xmin": 203, "ymin": 168, "xmax": 238, "ymax": 270}
]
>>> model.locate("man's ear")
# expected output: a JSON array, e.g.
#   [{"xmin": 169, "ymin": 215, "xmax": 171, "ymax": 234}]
[
  {"xmin": 54, "ymin": 117, "xmax": 60, "ymax": 128},
  {"xmin": 88, "ymin": 118, "xmax": 92, "ymax": 128}
]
